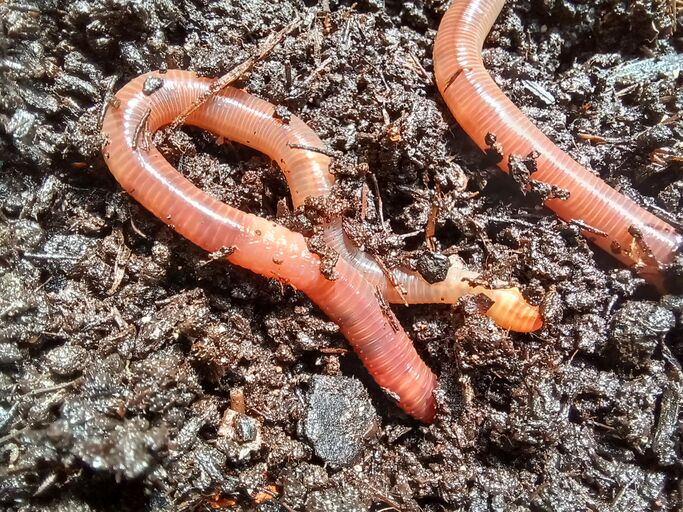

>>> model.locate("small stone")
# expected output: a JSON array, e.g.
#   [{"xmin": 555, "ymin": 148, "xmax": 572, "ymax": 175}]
[
  {"xmin": 234, "ymin": 414, "xmax": 257, "ymax": 443},
  {"xmin": 142, "ymin": 76, "xmax": 163, "ymax": 95},
  {"xmin": 302, "ymin": 375, "xmax": 378, "ymax": 467},
  {"xmin": 416, "ymin": 251, "xmax": 450, "ymax": 284},
  {"xmin": 216, "ymin": 409, "xmax": 262, "ymax": 462},
  {"xmin": 273, "ymin": 105, "xmax": 291, "ymax": 123},
  {"xmin": 45, "ymin": 344, "xmax": 87, "ymax": 376}
]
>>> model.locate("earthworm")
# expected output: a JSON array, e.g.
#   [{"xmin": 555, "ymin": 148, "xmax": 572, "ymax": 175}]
[
  {"xmin": 322, "ymin": 222, "xmax": 542, "ymax": 332},
  {"xmin": 101, "ymin": 70, "xmax": 437, "ymax": 422},
  {"xmin": 433, "ymin": 0, "xmax": 682, "ymax": 288}
]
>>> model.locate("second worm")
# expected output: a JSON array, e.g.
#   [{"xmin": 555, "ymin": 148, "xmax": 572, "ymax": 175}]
[{"xmin": 433, "ymin": 0, "xmax": 681, "ymax": 288}]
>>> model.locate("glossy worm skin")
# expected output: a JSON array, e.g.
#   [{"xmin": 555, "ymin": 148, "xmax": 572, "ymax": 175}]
[
  {"xmin": 323, "ymin": 221, "xmax": 541, "ymax": 331},
  {"xmin": 434, "ymin": 0, "xmax": 682, "ymax": 287},
  {"xmin": 102, "ymin": 70, "xmax": 436, "ymax": 421}
]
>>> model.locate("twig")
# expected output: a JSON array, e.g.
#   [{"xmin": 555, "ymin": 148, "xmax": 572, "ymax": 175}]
[
  {"xmin": 27, "ymin": 377, "xmax": 83, "ymax": 397},
  {"xmin": 22, "ymin": 252, "xmax": 80, "ymax": 261},
  {"xmin": 287, "ymin": 142, "xmax": 337, "ymax": 158},
  {"xmin": 131, "ymin": 108, "xmax": 151, "ymax": 150},
  {"xmin": 481, "ymin": 214, "xmax": 556, "ymax": 236},
  {"xmin": 570, "ymin": 218, "xmax": 608, "ymax": 238},
  {"xmin": 98, "ymin": 74, "xmax": 120, "ymax": 131},
  {"xmin": 286, "ymin": 56, "xmax": 333, "ymax": 99},
  {"xmin": 169, "ymin": 19, "xmax": 301, "ymax": 130},
  {"xmin": 369, "ymin": 173, "xmax": 388, "ymax": 235},
  {"xmin": 0, "ymin": 427, "xmax": 29, "ymax": 446},
  {"xmin": 372, "ymin": 256, "xmax": 408, "ymax": 307}
]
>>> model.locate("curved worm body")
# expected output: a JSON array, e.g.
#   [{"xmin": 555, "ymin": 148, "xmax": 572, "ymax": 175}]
[
  {"xmin": 323, "ymin": 221, "xmax": 541, "ymax": 331},
  {"xmin": 433, "ymin": 0, "xmax": 682, "ymax": 287},
  {"xmin": 102, "ymin": 70, "xmax": 436, "ymax": 421}
]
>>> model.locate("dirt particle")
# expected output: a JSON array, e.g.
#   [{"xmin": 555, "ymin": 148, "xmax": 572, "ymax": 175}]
[
  {"xmin": 45, "ymin": 344, "xmax": 88, "ymax": 377},
  {"xmin": 609, "ymin": 301, "xmax": 675, "ymax": 367},
  {"xmin": 142, "ymin": 76, "xmax": 163, "ymax": 95},
  {"xmin": 415, "ymin": 250, "xmax": 450, "ymax": 284}
]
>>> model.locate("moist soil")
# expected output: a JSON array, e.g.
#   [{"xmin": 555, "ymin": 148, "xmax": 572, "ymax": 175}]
[{"xmin": 1, "ymin": 0, "xmax": 682, "ymax": 510}]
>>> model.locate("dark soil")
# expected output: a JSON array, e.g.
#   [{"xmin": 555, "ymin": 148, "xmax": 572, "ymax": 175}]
[{"xmin": 1, "ymin": 0, "xmax": 682, "ymax": 510}]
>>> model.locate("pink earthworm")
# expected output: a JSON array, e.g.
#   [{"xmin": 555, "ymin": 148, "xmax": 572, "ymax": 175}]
[
  {"xmin": 101, "ymin": 70, "xmax": 437, "ymax": 421},
  {"xmin": 433, "ymin": 0, "xmax": 682, "ymax": 288}
]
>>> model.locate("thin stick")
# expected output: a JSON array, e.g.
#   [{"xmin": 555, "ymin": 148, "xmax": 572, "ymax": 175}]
[
  {"xmin": 369, "ymin": 173, "xmax": 387, "ymax": 235},
  {"xmin": 169, "ymin": 19, "xmax": 301, "ymax": 130},
  {"xmin": 131, "ymin": 108, "xmax": 151, "ymax": 149},
  {"xmin": 27, "ymin": 377, "xmax": 83, "ymax": 397},
  {"xmin": 287, "ymin": 142, "xmax": 337, "ymax": 158}
]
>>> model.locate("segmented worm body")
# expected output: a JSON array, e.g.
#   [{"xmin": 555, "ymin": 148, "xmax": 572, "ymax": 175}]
[
  {"xmin": 434, "ymin": 0, "xmax": 682, "ymax": 287},
  {"xmin": 102, "ymin": 70, "xmax": 438, "ymax": 421},
  {"xmin": 323, "ymin": 222, "xmax": 541, "ymax": 331}
]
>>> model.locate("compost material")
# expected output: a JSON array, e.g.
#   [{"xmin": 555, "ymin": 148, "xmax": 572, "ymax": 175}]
[{"xmin": 1, "ymin": 0, "xmax": 682, "ymax": 510}]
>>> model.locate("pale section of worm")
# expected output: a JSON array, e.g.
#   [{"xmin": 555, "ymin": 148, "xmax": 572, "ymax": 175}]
[
  {"xmin": 433, "ymin": 0, "xmax": 682, "ymax": 288},
  {"xmin": 101, "ymin": 70, "xmax": 436, "ymax": 422},
  {"xmin": 322, "ymin": 221, "xmax": 542, "ymax": 332}
]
